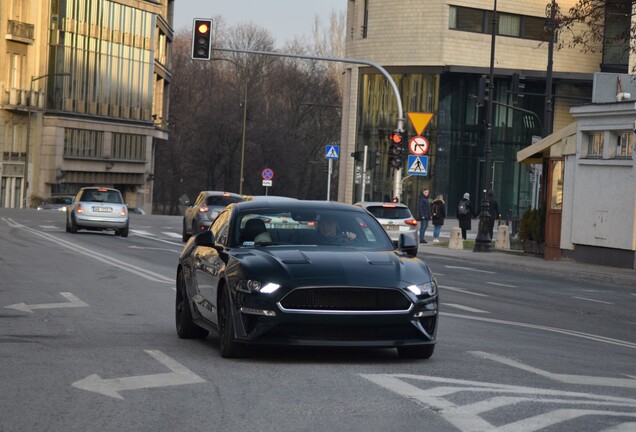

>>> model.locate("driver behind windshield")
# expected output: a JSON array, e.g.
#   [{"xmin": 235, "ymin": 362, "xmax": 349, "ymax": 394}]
[{"xmin": 316, "ymin": 214, "xmax": 356, "ymax": 244}]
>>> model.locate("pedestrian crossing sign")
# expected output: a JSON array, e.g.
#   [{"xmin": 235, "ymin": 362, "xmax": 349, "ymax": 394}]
[
  {"xmin": 407, "ymin": 155, "xmax": 428, "ymax": 176},
  {"xmin": 325, "ymin": 145, "xmax": 339, "ymax": 159}
]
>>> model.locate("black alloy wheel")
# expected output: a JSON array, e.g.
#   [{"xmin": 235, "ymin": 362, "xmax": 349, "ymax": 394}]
[
  {"xmin": 175, "ymin": 271, "xmax": 208, "ymax": 339},
  {"xmin": 218, "ymin": 287, "xmax": 247, "ymax": 358}
]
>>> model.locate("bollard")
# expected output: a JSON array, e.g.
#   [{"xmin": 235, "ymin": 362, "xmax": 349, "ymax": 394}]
[
  {"xmin": 448, "ymin": 227, "xmax": 463, "ymax": 250},
  {"xmin": 495, "ymin": 224, "xmax": 510, "ymax": 250}
]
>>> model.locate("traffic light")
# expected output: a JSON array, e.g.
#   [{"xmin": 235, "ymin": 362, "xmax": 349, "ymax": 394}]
[
  {"xmin": 511, "ymin": 72, "xmax": 526, "ymax": 106},
  {"xmin": 350, "ymin": 151, "xmax": 362, "ymax": 162},
  {"xmin": 388, "ymin": 129, "xmax": 405, "ymax": 169},
  {"xmin": 367, "ymin": 151, "xmax": 381, "ymax": 170},
  {"xmin": 477, "ymin": 75, "xmax": 489, "ymax": 106},
  {"xmin": 191, "ymin": 19, "xmax": 213, "ymax": 60}
]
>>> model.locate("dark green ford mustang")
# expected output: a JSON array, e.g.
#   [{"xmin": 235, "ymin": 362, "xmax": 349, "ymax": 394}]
[{"xmin": 176, "ymin": 199, "xmax": 438, "ymax": 359}]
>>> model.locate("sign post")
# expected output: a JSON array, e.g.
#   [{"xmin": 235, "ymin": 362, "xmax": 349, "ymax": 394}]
[
  {"xmin": 325, "ymin": 144, "xmax": 339, "ymax": 201},
  {"xmin": 261, "ymin": 168, "xmax": 274, "ymax": 196}
]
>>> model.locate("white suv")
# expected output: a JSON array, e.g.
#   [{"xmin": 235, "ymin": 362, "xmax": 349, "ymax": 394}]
[{"xmin": 354, "ymin": 201, "xmax": 419, "ymax": 247}]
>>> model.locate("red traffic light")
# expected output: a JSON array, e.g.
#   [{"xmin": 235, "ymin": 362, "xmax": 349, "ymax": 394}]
[{"xmin": 389, "ymin": 131, "xmax": 403, "ymax": 144}]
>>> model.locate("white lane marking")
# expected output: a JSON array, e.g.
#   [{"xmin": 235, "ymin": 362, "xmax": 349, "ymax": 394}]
[
  {"xmin": 443, "ymin": 312, "xmax": 636, "ymax": 349},
  {"xmin": 39, "ymin": 225, "xmax": 58, "ymax": 230},
  {"xmin": 361, "ymin": 373, "xmax": 636, "ymax": 432},
  {"xmin": 472, "ymin": 351, "xmax": 636, "ymax": 389},
  {"xmin": 130, "ymin": 229, "xmax": 153, "ymax": 236},
  {"xmin": 3, "ymin": 218, "xmax": 173, "ymax": 284},
  {"xmin": 444, "ymin": 303, "xmax": 490, "ymax": 314},
  {"xmin": 487, "ymin": 282, "xmax": 517, "ymax": 288},
  {"xmin": 128, "ymin": 245, "xmax": 180, "ymax": 253},
  {"xmin": 72, "ymin": 350, "xmax": 205, "ymax": 400},
  {"xmin": 5, "ymin": 292, "xmax": 88, "ymax": 313},
  {"xmin": 439, "ymin": 285, "xmax": 489, "ymax": 297},
  {"xmin": 573, "ymin": 296, "xmax": 614, "ymax": 305},
  {"xmin": 162, "ymin": 232, "xmax": 182, "ymax": 239},
  {"xmin": 445, "ymin": 265, "xmax": 496, "ymax": 274},
  {"xmin": 129, "ymin": 230, "xmax": 183, "ymax": 247}
]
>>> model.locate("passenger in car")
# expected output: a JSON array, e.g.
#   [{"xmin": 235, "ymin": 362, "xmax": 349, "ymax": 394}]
[{"xmin": 240, "ymin": 218, "xmax": 272, "ymax": 243}]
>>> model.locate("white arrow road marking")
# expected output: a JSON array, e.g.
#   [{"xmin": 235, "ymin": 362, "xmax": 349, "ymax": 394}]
[
  {"xmin": 444, "ymin": 303, "xmax": 490, "ymax": 314},
  {"xmin": 472, "ymin": 351, "xmax": 636, "ymax": 389},
  {"xmin": 445, "ymin": 265, "xmax": 496, "ymax": 274},
  {"xmin": 439, "ymin": 285, "xmax": 490, "ymax": 297},
  {"xmin": 5, "ymin": 292, "xmax": 88, "ymax": 313},
  {"xmin": 72, "ymin": 350, "xmax": 205, "ymax": 400},
  {"xmin": 361, "ymin": 373, "xmax": 636, "ymax": 432}
]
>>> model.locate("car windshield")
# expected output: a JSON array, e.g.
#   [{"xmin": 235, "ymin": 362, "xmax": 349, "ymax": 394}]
[
  {"xmin": 366, "ymin": 206, "xmax": 412, "ymax": 219},
  {"xmin": 80, "ymin": 189, "xmax": 123, "ymax": 204},
  {"xmin": 232, "ymin": 208, "xmax": 394, "ymax": 249},
  {"xmin": 205, "ymin": 196, "xmax": 243, "ymax": 206}
]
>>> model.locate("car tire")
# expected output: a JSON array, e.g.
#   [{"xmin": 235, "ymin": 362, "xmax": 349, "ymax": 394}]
[
  {"xmin": 119, "ymin": 227, "xmax": 129, "ymax": 238},
  {"xmin": 182, "ymin": 220, "xmax": 190, "ymax": 242},
  {"xmin": 218, "ymin": 287, "xmax": 248, "ymax": 358},
  {"xmin": 65, "ymin": 217, "xmax": 71, "ymax": 232},
  {"xmin": 69, "ymin": 215, "xmax": 78, "ymax": 233},
  {"xmin": 397, "ymin": 344, "xmax": 435, "ymax": 359},
  {"xmin": 175, "ymin": 271, "xmax": 208, "ymax": 339}
]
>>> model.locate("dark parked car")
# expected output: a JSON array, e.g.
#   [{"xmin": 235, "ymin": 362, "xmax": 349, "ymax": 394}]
[
  {"xmin": 182, "ymin": 191, "xmax": 244, "ymax": 242},
  {"xmin": 66, "ymin": 187, "xmax": 129, "ymax": 237},
  {"xmin": 37, "ymin": 195, "xmax": 75, "ymax": 211},
  {"xmin": 175, "ymin": 199, "xmax": 438, "ymax": 359}
]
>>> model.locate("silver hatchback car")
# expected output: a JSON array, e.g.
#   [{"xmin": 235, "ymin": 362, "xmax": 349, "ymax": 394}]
[
  {"xmin": 66, "ymin": 187, "xmax": 129, "ymax": 237},
  {"xmin": 355, "ymin": 201, "xmax": 419, "ymax": 247}
]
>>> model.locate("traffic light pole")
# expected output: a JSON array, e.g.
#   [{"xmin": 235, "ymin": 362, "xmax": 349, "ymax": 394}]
[{"xmin": 210, "ymin": 47, "xmax": 406, "ymax": 198}]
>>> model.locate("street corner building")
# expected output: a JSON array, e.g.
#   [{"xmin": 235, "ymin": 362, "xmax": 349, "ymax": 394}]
[{"xmin": 0, "ymin": 0, "xmax": 174, "ymax": 212}]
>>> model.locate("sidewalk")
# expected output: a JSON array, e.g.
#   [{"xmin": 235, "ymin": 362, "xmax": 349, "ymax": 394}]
[{"xmin": 418, "ymin": 218, "xmax": 636, "ymax": 287}]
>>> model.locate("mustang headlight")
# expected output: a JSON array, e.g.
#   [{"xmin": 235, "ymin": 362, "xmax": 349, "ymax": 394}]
[
  {"xmin": 407, "ymin": 280, "xmax": 437, "ymax": 297},
  {"xmin": 236, "ymin": 280, "xmax": 280, "ymax": 294}
]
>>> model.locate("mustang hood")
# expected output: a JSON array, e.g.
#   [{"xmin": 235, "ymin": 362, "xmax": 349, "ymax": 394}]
[{"xmin": 235, "ymin": 247, "xmax": 431, "ymax": 287}]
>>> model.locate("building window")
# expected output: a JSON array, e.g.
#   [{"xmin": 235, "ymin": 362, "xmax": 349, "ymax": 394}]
[
  {"xmin": 449, "ymin": 6, "xmax": 485, "ymax": 33},
  {"xmin": 615, "ymin": 131, "xmax": 634, "ymax": 159},
  {"xmin": 450, "ymin": 6, "xmax": 547, "ymax": 41},
  {"xmin": 550, "ymin": 160, "xmax": 563, "ymax": 210},
  {"xmin": 63, "ymin": 128, "xmax": 103, "ymax": 159},
  {"xmin": 587, "ymin": 132, "xmax": 604, "ymax": 158},
  {"xmin": 112, "ymin": 133, "xmax": 146, "ymax": 161}
]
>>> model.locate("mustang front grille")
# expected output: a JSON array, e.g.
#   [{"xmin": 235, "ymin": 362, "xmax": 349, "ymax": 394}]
[{"xmin": 278, "ymin": 287, "xmax": 411, "ymax": 312}]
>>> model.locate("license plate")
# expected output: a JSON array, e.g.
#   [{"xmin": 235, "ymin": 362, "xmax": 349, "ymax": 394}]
[
  {"xmin": 383, "ymin": 224, "xmax": 399, "ymax": 231},
  {"xmin": 92, "ymin": 207, "xmax": 112, "ymax": 213}
]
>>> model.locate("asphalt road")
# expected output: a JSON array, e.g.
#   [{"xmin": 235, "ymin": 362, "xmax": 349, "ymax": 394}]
[{"xmin": 1, "ymin": 209, "xmax": 635, "ymax": 432}]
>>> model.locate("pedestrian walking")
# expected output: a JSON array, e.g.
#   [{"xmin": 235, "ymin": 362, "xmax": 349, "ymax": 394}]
[
  {"xmin": 431, "ymin": 194, "xmax": 446, "ymax": 243},
  {"xmin": 418, "ymin": 188, "xmax": 431, "ymax": 243},
  {"xmin": 484, "ymin": 190, "xmax": 500, "ymax": 239},
  {"xmin": 457, "ymin": 192, "xmax": 473, "ymax": 240}
]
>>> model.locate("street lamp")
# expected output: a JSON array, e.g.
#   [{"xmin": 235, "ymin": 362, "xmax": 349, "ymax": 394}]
[
  {"xmin": 544, "ymin": 0, "xmax": 557, "ymax": 137},
  {"xmin": 23, "ymin": 72, "xmax": 70, "ymax": 208},
  {"xmin": 474, "ymin": 0, "xmax": 498, "ymax": 252}
]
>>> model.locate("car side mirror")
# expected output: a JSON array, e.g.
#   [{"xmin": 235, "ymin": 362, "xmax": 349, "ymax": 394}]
[
  {"xmin": 398, "ymin": 233, "xmax": 418, "ymax": 257},
  {"xmin": 194, "ymin": 230, "xmax": 215, "ymax": 247}
]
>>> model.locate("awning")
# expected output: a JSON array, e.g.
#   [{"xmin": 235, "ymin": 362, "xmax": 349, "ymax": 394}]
[{"xmin": 517, "ymin": 122, "xmax": 578, "ymax": 163}]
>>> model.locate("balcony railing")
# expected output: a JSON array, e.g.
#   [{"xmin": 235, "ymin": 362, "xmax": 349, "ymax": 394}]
[{"xmin": 6, "ymin": 20, "xmax": 35, "ymax": 43}]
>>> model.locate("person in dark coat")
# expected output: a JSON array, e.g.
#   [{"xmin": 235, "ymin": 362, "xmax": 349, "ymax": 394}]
[
  {"xmin": 431, "ymin": 194, "xmax": 446, "ymax": 243},
  {"xmin": 457, "ymin": 192, "xmax": 473, "ymax": 240},
  {"xmin": 483, "ymin": 190, "xmax": 500, "ymax": 239},
  {"xmin": 418, "ymin": 188, "xmax": 431, "ymax": 243}
]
